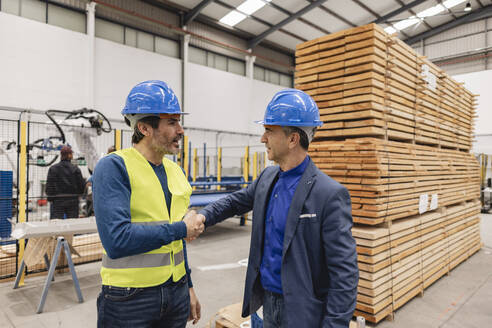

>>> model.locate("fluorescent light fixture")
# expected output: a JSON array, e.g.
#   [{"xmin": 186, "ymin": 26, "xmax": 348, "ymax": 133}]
[
  {"xmin": 384, "ymin": 26, "xmax": 397, "ymax": 34},
  {"xmin": 442, "ymin": 0, "xmax": 466, "ymax": 9},
  {"xmin": 219, "ymin": 0, "xmax": 271, "ymax": 27},
  {"xmin": 219, "ymin": 10, "xmax": 246, "ymax": 26},
  {"xmin": 394, "ymin": 16, "xmax": 421, "ymax": 30},
  {"xmin": 417, "ymin": 4, "xmax": 445, "ymax": 18},
  {"xmin": 237, "ymin": 0, "xmax": 266, "ymax": 15}
]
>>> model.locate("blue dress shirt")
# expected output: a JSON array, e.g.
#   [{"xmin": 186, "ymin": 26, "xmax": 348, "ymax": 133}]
[{"xmin": 260, "ymin": 155, "xmax": 310, "ymax": 294}]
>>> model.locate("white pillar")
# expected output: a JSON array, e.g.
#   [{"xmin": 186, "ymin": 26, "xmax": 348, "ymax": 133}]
[
  {"xmin": 485, "ymin": 19, "xmax": 488, "ymax": 70},
  {"xmin": 246, "ymin": 54, "xmax": 256, "ymax": 79},
  {"xmin": 181, "ymin": 33, "xmax": 191, "ymax": 119},
  {"xmin": 86, "ymin": 2, "xmax": 96, "ymax": 109}
]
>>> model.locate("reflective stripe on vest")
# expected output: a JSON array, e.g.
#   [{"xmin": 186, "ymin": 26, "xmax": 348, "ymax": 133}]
[
  {"xmin": 134, "ymin": 220, "xmax": 169, "ymax": 226},
  {"xmin": 102, "ymin": 249, "xmax": 184, "ymax": 269},
  {"xmin": 100, "ymin": 148, "xmax": 191, "ymax": 288}
]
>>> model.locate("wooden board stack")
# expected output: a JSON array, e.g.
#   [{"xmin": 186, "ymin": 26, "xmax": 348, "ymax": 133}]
[
  {"xmin": 296, "ymin": 23, "xmax": 476, "ymax": 151},
  {"xmin": 309, "ymin": 138, "xmax": 480, "ymax": 225},
  {"xmin": 297, "ymin": 23, "xmax": 481, "ymax": 323},
  {"xmin": 0, "ymin": 234, "xmax": 102, "ymax": 279},
  {"xmin": 352, "ymin": 200, "xmax": 481, "ymax": 323}
]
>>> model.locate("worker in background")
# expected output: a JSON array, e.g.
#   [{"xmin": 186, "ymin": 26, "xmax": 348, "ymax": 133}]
[
  {"xmin": 92, "ymin": 80, "xmax": 205, "ymax": 327},
  {"xmin": 46, "ymin": 145, "xmax": 85, "ymax": 219},
  {"xmin": 196, "ymin": 89, "xmax": 359, "ymax": 327}
]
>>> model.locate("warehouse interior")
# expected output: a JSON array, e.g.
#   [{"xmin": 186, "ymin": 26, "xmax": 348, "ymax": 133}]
[{"xmin": 0, "ymin": 0, "xmax": 492, "ymax": 327}]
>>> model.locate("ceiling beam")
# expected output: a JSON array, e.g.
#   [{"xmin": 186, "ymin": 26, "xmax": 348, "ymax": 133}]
[
  {"xmin": 247, "ymin": 0, "xmax": 328, "ymax": 49},
  {"xmin": 351, "ymin": 0, "xmax": 407, "ymax": 38},
  {"xmin": 352, "ymin": 0, "xmax": 379, "ymax": 20},
  {"xmin": 183, "ymin": 0, "xmax": 214, "ymax": 26},
  {"xmin": 266, "ymin": 1, "xmax": 331, "ymax": 35},
  {"xmin": 374, "ymin": 0, "xmax": 427, "ymax": 24},
  {"xmin": 143, "ymin": 0, "xmax": 294, "ymax": 55},
  {"xmin": 313, "ymin": 2, "xmax": 356, "ymax": 28},
  {"xmin": 393, "ymin": 0, "xmax": 433, "ymax": 32},
  {"xmin": 405, "ymin": 4, "xmax": 492, "ymax": 45},
  {"xmin": 438, "ymin": 0, "xmax": 458, "ymax": 20},
  {"xmin": 214, "ymin": 0, "xmax": 306, "ymax": 43}
]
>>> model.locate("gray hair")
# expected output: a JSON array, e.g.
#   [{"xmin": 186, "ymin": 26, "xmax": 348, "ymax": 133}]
[{"xmin": 281, "ymin": 126, "xmax": 317, "ymax": 150}]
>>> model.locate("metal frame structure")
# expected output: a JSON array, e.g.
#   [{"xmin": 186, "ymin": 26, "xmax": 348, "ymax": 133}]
[
  {"xmin": 247, "ymin": 0, "xmax": 329, "ymax": 49},
  {"xmin": 142, "ymin": 0, "xmax": 491, "ymax": 57},
  {"xmin": 405, "ymin": 4, "xmax": 492, "ymax": 45}
]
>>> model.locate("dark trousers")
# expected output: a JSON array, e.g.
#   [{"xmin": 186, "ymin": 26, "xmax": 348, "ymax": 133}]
[
  {"xmin": 50, "ymin": 199, "xmax": 79, "ymax": 219},
  {"xmin": 263, "ymin": 290, "xmax": 287, "ymax": 328},
  {"xmin": 97, "ymin": 277, "xmax": 190, "ymax": 328}
]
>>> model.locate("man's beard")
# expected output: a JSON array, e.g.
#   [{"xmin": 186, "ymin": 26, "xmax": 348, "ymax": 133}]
[{"xmin": 151, "ymin": 137, "xmax": 180, "ymax": 156}]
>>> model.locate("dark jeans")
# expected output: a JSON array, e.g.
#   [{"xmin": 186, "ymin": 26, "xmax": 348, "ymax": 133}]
[
  {"xmin": 50, "ymin": 199, "xmax": 79, "ymax": 219},
  {"xmin": 263, "ymin": 290, "xmax": 287, "ymax": 328},
  {"xmin": 97, "ymin": 277, "xmax": 190, "ymax": 328}
]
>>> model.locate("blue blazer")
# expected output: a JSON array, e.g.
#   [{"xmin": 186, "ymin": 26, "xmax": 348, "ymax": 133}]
[{"xmin": 201, "ymin": 159, "xmax": 359, "ymax": 328}]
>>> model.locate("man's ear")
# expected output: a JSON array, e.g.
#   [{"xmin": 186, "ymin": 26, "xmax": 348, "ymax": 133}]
[
  {"xmin": 137, "ymin": 122, "xmax": 152, "ymax": 137},
  {"xmin": 289, "ymin": 132, "xmax": 300, "ymax": 149}
]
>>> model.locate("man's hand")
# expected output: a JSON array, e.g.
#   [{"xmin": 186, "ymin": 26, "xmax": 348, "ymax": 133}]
[
  {"xmin": 183, "ymin": 210, "xmax": 205, "ymax": 242},
  {"xmin": 188, "ymin": 287, "xmax": 201, "ymax": 324}
]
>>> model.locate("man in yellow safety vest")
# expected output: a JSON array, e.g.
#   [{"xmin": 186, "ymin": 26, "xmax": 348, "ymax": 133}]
[{"xmin": 93, "ymin": 80, "xmax": 205, "ymax": 327}]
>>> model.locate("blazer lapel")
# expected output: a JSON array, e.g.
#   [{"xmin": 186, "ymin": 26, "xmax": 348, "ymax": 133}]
[
  {"xmin": 282, "ymin": 161, "xmax": 317, "ymax": 260},
  {"xmin": 253, "ymin": 167, "xmax": 279, "ymax": 247}
]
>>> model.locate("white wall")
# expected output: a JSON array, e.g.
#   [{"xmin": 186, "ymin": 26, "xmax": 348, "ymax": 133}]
[
  {"xmin": 0, "ymin": 12, "xmax": 88, "ymax": 111},
  {"xmin": 186, "ymin": 63, "xmax": 282, "ymax": 136},
  {"xmin": 94, "ymin": 37, "xmax": 183, "ymax": 121},
  {"xmin": 0, "ymin": 12, "xmax": 283, "ymax": 146}
]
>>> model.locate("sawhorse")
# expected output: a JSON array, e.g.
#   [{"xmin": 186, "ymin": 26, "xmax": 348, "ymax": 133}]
[{"xmin": 13, "ymin": 236, "xmax": 84, "ymax": 313}]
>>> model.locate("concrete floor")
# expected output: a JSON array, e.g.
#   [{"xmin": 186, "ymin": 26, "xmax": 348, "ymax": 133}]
[{"xmin": 0, "ymin": 215, "xmax": 491, "ymax": 328}]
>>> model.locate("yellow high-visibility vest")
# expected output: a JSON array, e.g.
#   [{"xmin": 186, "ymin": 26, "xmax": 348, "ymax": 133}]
[{"xmin": 100, "ymin": 147, "xmax": 191, "ymax": 287}]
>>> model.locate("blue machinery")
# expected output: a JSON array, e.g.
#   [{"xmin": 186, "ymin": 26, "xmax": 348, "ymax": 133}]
[{"xmin": 180, "ymin": 139, "xmax": 265, "ymax": 226}]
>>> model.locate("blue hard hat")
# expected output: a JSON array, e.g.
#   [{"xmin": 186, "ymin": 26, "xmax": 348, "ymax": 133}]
[
  {"xmin": 121, "ymin": 80, "xmax": 187, "ymax": 115},
  {"xmin": 256, "ymin": 89, "xmax": 322, "ymax": 127}
]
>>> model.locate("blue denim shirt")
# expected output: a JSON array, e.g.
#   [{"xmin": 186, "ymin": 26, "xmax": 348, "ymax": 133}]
[
  {"xmin": 93, "ymin": 154, "xmax": 192, "ymax": 287},
  {"xmin": 260, "ymin": 155, "xmax": 310, "ymax": 294}
]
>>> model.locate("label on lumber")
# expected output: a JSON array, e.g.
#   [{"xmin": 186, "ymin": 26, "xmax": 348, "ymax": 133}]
[
  {"xmin": 421, "ymin": 64, "xmax": 437, "ymax": 92},
  {"xmin": 430, "ymin": 193, "xmax": 439, "ymax": 210},
  {"xmin": 419, "ymin": 194, "xmax": 428, "ymax": 214}
]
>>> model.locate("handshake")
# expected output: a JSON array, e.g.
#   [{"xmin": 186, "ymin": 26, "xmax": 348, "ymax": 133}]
[{"xmin": 183, "ymin": 210, "xmax": 206, "ymax": 242}]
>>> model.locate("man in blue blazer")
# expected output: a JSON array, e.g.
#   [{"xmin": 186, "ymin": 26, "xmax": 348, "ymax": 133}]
[{"xmin": 198, "ymin": 89, "xmax": 358, "ymax": 327}]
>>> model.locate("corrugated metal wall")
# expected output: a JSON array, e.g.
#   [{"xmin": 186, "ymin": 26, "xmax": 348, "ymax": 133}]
[
  {"xmin": 412, "ymin": 17, "xmax": 492, "ymax": 75},
  {"xmin": 28, "ymin": 1, "xmax": 492, "ymax": 76},
  {"xmin": 48, "ymin": 0, "xmax": 292, "ymax": 72}
]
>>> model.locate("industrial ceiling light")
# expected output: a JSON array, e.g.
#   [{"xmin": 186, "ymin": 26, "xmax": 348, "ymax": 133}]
[
  {"xmin": 464, "ymin": 2, "xmax": 472, "ymax": 11},
  {"xmin": 219, "ymin": 0, "xmax": 272, "ymax": 27}
]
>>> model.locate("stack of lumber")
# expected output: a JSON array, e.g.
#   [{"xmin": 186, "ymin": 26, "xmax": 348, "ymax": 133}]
[
  {"xmin": 309, "ymin": 138, "xmax": 480, "ymax": 225},
  {"xmin": 295, "ymin": 23, "xmax": 476, "ymax": 151},
  {"xmin": 0, "ymin": 233, "xmax": 102, "ymax": 279},
  {"xmin": 298, "ymin": 23, "xmax": 481, "ymax": 324},
  {"xmin": 352, "ymin": 200, "xmax": 481, "ymax": 323}
]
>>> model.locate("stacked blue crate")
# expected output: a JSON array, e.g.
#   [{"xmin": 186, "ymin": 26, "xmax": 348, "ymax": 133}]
[{"xmin": 0, "ymin": 171, "xmax": 13, "ymax": 244}]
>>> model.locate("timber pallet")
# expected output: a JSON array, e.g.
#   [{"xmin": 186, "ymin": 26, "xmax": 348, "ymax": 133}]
[
  {"xmin": 309, "ymin": 138, "xmax": 480, "ymax": 225},
  {"xmin": 351, "ymin": 201, "xmax": 481, "ymax": 323},
  {"xmin": 296, "ymin": 23, "xmax": 476, "ymax": 151}
]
